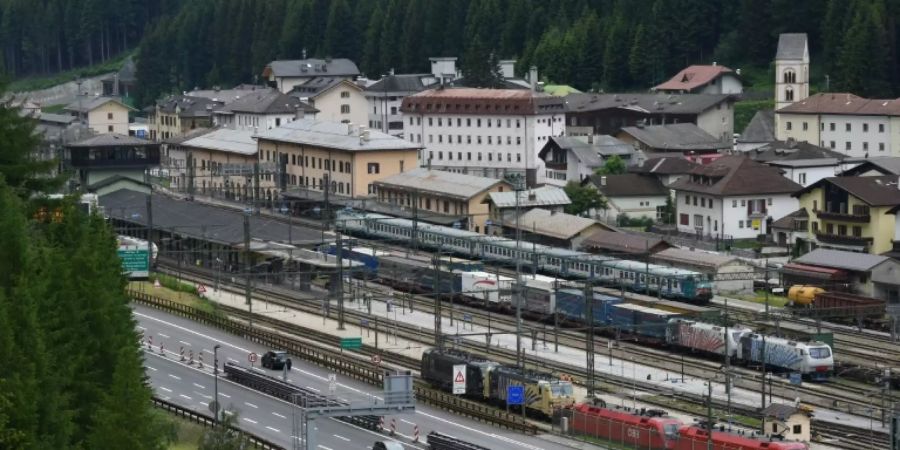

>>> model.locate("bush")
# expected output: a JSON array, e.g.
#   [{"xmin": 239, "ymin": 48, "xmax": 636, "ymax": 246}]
[
  {"xmin": 616, "ymin": 213, "xmax": 654, "ymax": 230},
  {"xmin": 150, "ymin": 273, "xmax": 196, "ymax": 294}
]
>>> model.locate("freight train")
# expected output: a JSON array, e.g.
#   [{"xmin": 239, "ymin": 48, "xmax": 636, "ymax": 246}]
[
  {"xmin": 563, "ymin": 402, "xmax": 808, "ymax": 450},
  {"xmin": 420, "ymin": 348, "xmax": 576, "ymax": 417},
  {"xmin": 335, "ymin": 210, "xmax": 714, "ymax": 304}
]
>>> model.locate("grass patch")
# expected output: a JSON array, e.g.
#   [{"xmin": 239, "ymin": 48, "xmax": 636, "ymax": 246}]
[
  {"xmin": 8, "ymin": 51, "xmax": 134, "ymax": 93},
  {"xmin": 728, "ymin": 239, "xmax": 763, "ymax": 250},
  {"xmin": 736, "ymin": 290, "xmax": 790, "ymax": 308},
  {"xmin": 41, "ymin": 104, "xmax": 66, "ymax": 114},
  {"xmin": 166, "ymin": 415, "xmax": 206, "ymax": 450},
  {"xmin": 129, "ymin": 275, "xmax": 223, "ymax": 317},
  {"xmin": 734, "ymin": 99, "xmax": 775, "ymax": 134}
]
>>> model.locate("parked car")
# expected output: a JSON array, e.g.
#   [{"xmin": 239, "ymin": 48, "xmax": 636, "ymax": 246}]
[{"xmin": 261, "ymin": 350, "xmax": 292, "ymax": 370}]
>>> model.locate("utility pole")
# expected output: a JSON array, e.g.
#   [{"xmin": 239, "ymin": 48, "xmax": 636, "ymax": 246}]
[
  {"xmin": 760, "ymin": 334, "xmax": 767, "ymax": 432},
  {"xmin": 707, "ymin": 380, "xmax": 714, "ymax": 450},
  {"xmin": 253, "ymin": 162, "xmax": 260, "ymax": 214},
  {"xmin": 145, "ymin": 171, "xmax": 154, "ymax": 278},
  {"xmin": 244, "ymin": 213, "xmax": 252, "ymax": 328},
  {"xmin": 585, "ymin": 281, "xmax": 595, "ymax": 398},
  {"xmin": 336, "ymin": 231, "xmax": 345, "ymax": 330},
  {"xmin": 514, "ymin": 181, "xmax": 523, "ymax": 368},
  {"xmin": 724, "ymin": 297, "xmax": 731, "ymax": 419},
  {"xmin": 433, "ymin": 245, "xmax": 443, "ymax": 349},
  {"xmin": 764, "ymin": 258, "xmax": 770, "ymax": 321}
]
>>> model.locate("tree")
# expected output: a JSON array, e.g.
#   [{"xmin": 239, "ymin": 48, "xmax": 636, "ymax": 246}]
[
  {"xmin": 198, "ymin": 411, "xmax": 252, "ymax": 450},
  {"xmin": 602, "ymin": 12, "xmax": 630, "ymax": 90},
  {"xmin": 0, "ymin": 81, "xmax": 64, "ymax": 196},
  {"xmin": 596, "ymin": 155, "xmax": 627, "ymax": 175},
  {"xmin": 835, "ymin": 2, "xmax": 892, "ymax": 97},
  {"xmin": 460, "ymin": 37, "xmax": 504, "ymax": 88},
  {"xmin": 628, "ymin": 24, "xmax": 654, "ymax": 87},
  {"xmin": 563, "ymin": 181, "xmax": 607, "ymax": 216},
  {"xmin": 323, "ymin": 0, "xmax": 355, "ymax": 59}
]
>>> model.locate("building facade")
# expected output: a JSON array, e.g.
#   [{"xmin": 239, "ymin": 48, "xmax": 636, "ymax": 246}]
[
  {"xmin": 400, "ymin": 88, "xmax": 566, "ymax": 183},
  {"xmin": 148, "ymin": 95, "xmax": 222, "ymax": 141},
  {"xmin": 774, "ymin": 33, "xmax": 810, "ymax": 111},
  {"xmin": 213, "ymin": 89, "xmax": 317, "ymax": 132},
  {"xmin": 299, "ymin": 80, "xmax": 368, "ymax": 126},
  {"xmin": 64, "ymin": 96, "xmax": 134, "ymax": 136},
  {"xmin": 262, "ymin": 58, "xmax": 360, "ymax": 94},
  {"xmin": 365, "ymin": 74, "xmax": 436, "ymax": 137},
  {"xmin": 653, "ymin": 64, "xmax": 743, "ymax": 95}
]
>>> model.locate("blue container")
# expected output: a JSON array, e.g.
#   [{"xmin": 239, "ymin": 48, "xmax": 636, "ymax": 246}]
[{"xmin": 557, "ymin": 289, "xmax": 622, "ymax": 326}]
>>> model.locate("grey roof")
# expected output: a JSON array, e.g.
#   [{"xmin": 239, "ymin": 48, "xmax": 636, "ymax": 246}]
[
  {"xmin": 580, "ymin": 230, "xmax": 672, "ymax": 255},
  {"xmin": 64, "ymin": 96, "xmax": 134, "ymax": 113},
  {"xmin": 750, "ymin": 140, "xmax": 846, "ymax": 163},
  {"xmin": 505, "ymin": 209, "xmax": 606, "ymax": 240},
  {"xmin": 565, "ymin": 93, "xmax": 732, "ymax": 115},
  {"xmin": 738, "ymin": 109, "xmax": 775, "ymax": 143},
  {"xmin": 588, "ymin": 173, "xmax": 668, "ymax": 197},
  {"xmin": 364, "ymin": 74, "xmax": 434, "ymax": 94},
  {"xmin": 776, "ymin": 33, "xmax": 808, "ymax": 60},
  {"xmin": 67, "ymin": 133, "xmax": 155, "ymax": 148},
  {"xmin": 375, "ymin": 168, "xmax": 505, "ymax": 200},
  {"xmin": 445, "ymin": 77, "xmax": 531, "ymax": 90},
  {"xmin": 289, "ymin": 78, "xmax": 358, "ymax": 98},
  {"xmin": 629, "ymin": 156, "xmax": 699, "ymax": 175},
  {"xmin": 670, "ymin": 155, "xmax": 803, "ymax": 196},
  {"xmin": 542, "ymin": 136, "xmax": 632, "ymax": 168},
  {"xmin": 38, "ymin": 113, "xmax": 76, "ymax": 125},
  {"xmin": 99, "ymin": 189, "xmax": 325, "ymax": 246},
  {"xmin": 216, "ymin": 90, "xmax": 317, "ymax": 115},
  {"xmin": 254, "ymin": 119, "xmax": 421, "ymax": 152},
  {"xmin": 619, "ymin": 123, "xmax": 730, "ymax": 151},
  {"xmin": 265, "ymin": 58, "xmax": 360, "ymax": 78},
  {"xmin": 840, "ymin": 157, "xmax": 900, "ymax": 176},
  {"xmin": 767, "ymin": 158, "xmax": 844, "ymax": 168},
  {"xmin": 488, "ymin": 186, "xmax": 571, "ymax": 209},
  {"xmin": 162, "ymin": 128, "xmax": 214, "ymax": 145},
  {"xmin": 187, "ymin": 85, "xmax": 274, "ymax": 104},
  {"xmin": 794, "ymin": 248, "xmax": 891, "ymax": 272},
  {"xmin": 652, "ymin": 247, "xmax": 743, "ymax": 270},
  {"xmin": 771, "ymin": 208, "xmax": 808, "ymax": 230},
  {"xmin": 155, "ymin": 95, "xmax": 223, "ymax": 118},
  {"xmin": 181, "ymin": 128, "xmax": 257, "ymax": 155}
]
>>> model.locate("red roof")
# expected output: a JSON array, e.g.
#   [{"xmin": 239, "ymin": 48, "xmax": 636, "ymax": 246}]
[{"xmin": 654, "ymin": 65, "xmax": 734, "ymax": 92}]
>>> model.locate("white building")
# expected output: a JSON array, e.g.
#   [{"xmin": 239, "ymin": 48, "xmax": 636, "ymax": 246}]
[
  {"xmin": 213, "ymin": 89, "xmax": 317, "ymax": 131},
  {"xmin": 537, "ymin": 135, "xmax": 633, "ymax": 187},
  {"xmin": 653, "ymin": 64, "xmax": 743, "ymax": 95},
  {"xmin": 587, "ymin": 173, "xmax": 669, "ymax": 223},
  {"xmin": 669, "ymin": 155, "xmax": 802, "ymax": 239},
  {"xmin": 400, "ymin": 88, "xmax": 566, "ymax": 184},
  {"xmin": 364, "ymin": 73, "xmax": 436, "ymax": 137},
  {"xmin": 747, "ymin": 140, "xmax": 859, "ymax": 187},
  {"xmin": 262, "ymin": 57, "xmax": 360, "ymax": 94},
  {"xmin": 774, "ymin": 33, "xmax": 810, "ymax": 111}
]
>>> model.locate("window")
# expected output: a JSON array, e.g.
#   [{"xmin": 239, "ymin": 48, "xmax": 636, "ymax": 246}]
[
  {"xmin": 438, "ymin": 151, "xmax": 443, "ymax": 159},
  {"xmin": 803, "ymin": 122, "xmax": 808, "ymax": 131},
  {"xmin": 367, "ymin": 163, "xmax": 380, "ymax": 174},
  {"xmin": 457, "ymin": 118, "xmax": 461, "ymax": 126},
  {"xmin": 853, "ymin": 226, "xmax": 862, "ymax": 237},
  {"xmin": 488, "ymin": 153, "xmax": 492, "ymax": 161},
  {"xmin": 739, "ymin": 220, "xmax": 744, "ymax": 229},
  {"xmin": 785, "ymin": 121, "xmax": 792, "ymax": 131},
  {"xmin": 880, "ymin": 143, "xmax": 886, "ymax": 151},
  {"xmin": 108, "ymin": 125, "xmax": 114, "ymax": 132},
  {"xmin": 488, "ymin": 136, "xmax": 492, "ymax": 145},
  {"xmin": 767, "ymin": 198, "xmax": 772, "ymax": 206},
  {"xmin": 880, "ymin": 123, "xmax": 885, "ymax": 133},
  {"xmin": 496, "ymin": 119, "xmax": 501, "ymax": 127},
  {"xmin": 741, "ymin": 199, "xmax": 746, "ymax": 207},
  {"xmin": 340, "ymin": 104, "xmax": 350, "ymax": 114},
  {"xmin": 487, "ymin": 119, "xmax": 491, "ymax": 128},
  {"xmin": 457, "ymin": 135, "xmax": 462, "ymax": 143},
  {"xmin": 701, "ymin": 198, "xmax": 706, "ymax": 207},
  {"xmin": 830, "ymin": 123, "xmax": 835, "ymax": 131},
  {"xmin": 516, "ymin": 154, "xmax": 521, "ymax": 162},
  {"xmin": 438, "ymin": 135, "xmax": 443, "ymax": 143},
  {"xmin": 467, "ymin": 118, "xmax": 471, "ymax": 126},
  {"xmin": 792, "ymin": 425, "xmax": 802, "ymax": 435},
  {"xmin": 516, "ymin": 120, "xmax": 521, "ymax": 128},
  {"xmin": 732, "ymin": 200, "xmax": 737, "ymax": 207},
  {"xmin": 812, "ymin": 221, "xmax": 819, "ymax": 232},
  {"xmin": 829, "ymin": 141, "xmax": 835, "ymax": 149},
  {"xmin": 428, "ymin": 118, "xmax": 433, "ymax": 126},
  {"xmin": 443, "ymin": 200, "xmax": 449, "ymax": 213},
  {"xmin": 477, "ymin": 119, "xmax": 481, "ymax": 127},
  {"xmin": 477, "ymin": 153, "xmax": 482, "ymax": 161},
  {"xmin": 864, "ymin": 123, "xmax": 869, "ymax": 132},
  {"xmin": 692, "ymin": 197, "xmax": 697, "ymax": 206},
  {"xmin": 784, "ymin": 87, "xmax": 794, "ymax": 102},
  {"xmin": 438, "ymin": 118, "xmax": 442, "ymax": 126},
  {"xmin": 846, "ymin": 123, "xmax": 851, "ymax": 132},
  {"xmin": 838, "ymin": 224, "xmax": 847, "ymax": 236},
  {"xmin": 516, "ymin": 137, "xmax": 521, "ymax": 145},
  {"xmin": 507, "ymin": 136, "xmax": 511, "ymax": 145},
  {"xmin": 826, "ymin": 223, "xmax": 834, "ymax": 234},
  {"xmin": 680, "ymin": 214, "xmax": 689, "ymax": 225},
  {"xmin": 685, "ymin": 195, "xmax": 690, "ymax": 205},
  {"xmin": 798, "ymin": 173, "xmax": 806, "ymax": 184},
  {"xmin": 340, "ymin": 91, "xmax": 350, "ymax": 98},
  {"xmin": 477, "ymin": 136, "xmax": 482, "ymax": 144},
  {"xmin": 864, "ymin": 142, "xmax": 869, "ymax": 151},
  {"xmin": 429, "ymin": 135, "xmax": 433, "ymax": 143},
  {"xmin": 467, "ymin": 152, "xmax": 471, "ymax": 160},
  {"xmin": 845, "ymin": 141, "xmax": 851, "ymax": 151},
  {"xmin": 409, "ymin": 117, "xmax": 414, "ymax": 125},
  {"xmin": 107, "ymin": 112, "xmax": 113, "ymax": 120}
]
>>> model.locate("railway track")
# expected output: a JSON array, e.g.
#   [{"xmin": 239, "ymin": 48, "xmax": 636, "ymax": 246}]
[{"xmin": 154, "ymin": 261, "xmax": 890, "ymax": 449}]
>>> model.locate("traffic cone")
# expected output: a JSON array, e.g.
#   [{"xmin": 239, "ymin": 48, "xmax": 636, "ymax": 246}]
[
  {"xmin": 413, "ymin": 423, "xmax": 419, "ymax": 442},
  {"xmin": 189, "ymin": 350, "xmax": 195, "ymax": 365},
  {"xmin": 159, "ymin": 343, "xmax": 165, "ymax": 356},
  {"xmin": 180, "ymin": 346, "xmax": 185, "ymax": 362},
  {"xmin": 390, "ymin": 418, "xmax": 396, "ymax": 436},
  {"xmin": 198, "ymin": 353, "xmax": 204, "ymax": 369}
]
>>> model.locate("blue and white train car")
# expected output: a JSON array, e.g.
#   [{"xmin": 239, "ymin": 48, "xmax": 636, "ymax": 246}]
[{"xmin": 738, "ymin": 334, "xmax": 834, "ymax": 380}]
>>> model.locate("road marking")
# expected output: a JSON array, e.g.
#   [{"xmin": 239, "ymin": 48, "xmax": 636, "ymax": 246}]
[
  {"xmin": 266, "ymin": 426, "xmax": 280, "ymax": 433},
  {"xmin": 219, "ymin": 392, "xmax": 231, "ymax": 398},
  {"xmin": 158, "ymin": 333, "xmax": 170, "ymax": 338},
  {"xmin": 193, "ymin": 383, "xmax": 205, "ymax": 389},
  {"xmin": 146, "ymin": 366, "xmax": 157, "ymax": 371},
  {"xmin": 243, "ymin": 418, "xmax": 257, "ymax": 424},
  {"xmin": 199, "ymin": 402, "xmax": 208, "ymax": 407},
  {"xmin": 272, "ymin": 412, "xmax": 286, "ymax": 419},
  {"xmin": 159, "ymin": 387, "xmax": 172, "ymax": 393},
  {"xmin": 245, "ymin": 402, "xmax": 258, "ymax": 409},
  {"xmin": 168, "ymin": 374, "xmax": 181, "ymax": 380},
  {"xmin": 318, "ymin": 446, "xmax": 333, "ymax": 450},
  {"xmin": 203, "ymin": 349, "xmax": 214, "ymax": 355},
  {"xmin": 178, "ymin": 340, "xmax": 191, "ymax": 346},
  {"xmin": 228, "ymin": 357, "xmax": 239, "ymax": 363},
  {"xmin": 137, "ymin": 326, "xmax": 146, "ymax": 330},
  {"xmin": 223, "ymin": 410, "xmax": 234, "ymax": 416},
  {"xmin": 194, "ymin": 392, "xmax": 212, "ymax": 399},
  {"xmin": 401, "ymin": 419, "xmax": 415, "ymax": 425},
  {"xmin": 306, "ymin": 386, "xmax": 320, "ymax": 392},
  {"xmin": 179, "ymin": 394, "xmax": 192, "ymax": 400},
  {"xmin": 333, "ymin": 434, "xmax": 350, "ymax": 442}
]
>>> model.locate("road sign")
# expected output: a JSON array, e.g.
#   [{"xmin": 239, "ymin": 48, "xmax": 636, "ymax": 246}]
[
  {"xmin": 789, "ymin": 373, "xmax": 802, "ymax": 386},
  {"xmin": 340, "ymin": 337, "xmax": 362, "ymax": 350},
  {"xmin": 464, "ymin": 313, "xmax": 472, "ymax": 322},
  {"xmin": 118, "ymin": 248, "xmax": 149, "ymax": 279},
  {"xmin": 371, "ymin": 354, "xmax": 381, "ymax": 365},
  {"xmin": 208, "ymin": 400, "xmax": 221, "ymax": 415},
  {"xmin": 507, "ymin": 385, "xmax": 525, "ymax": 405},
  {"xmin": 248, "ymin": 352, "xmax": 258, "ymax": 364},
  {"xmin": 452, "ymin": 365, "xmax": 466, "ymax": 395}
]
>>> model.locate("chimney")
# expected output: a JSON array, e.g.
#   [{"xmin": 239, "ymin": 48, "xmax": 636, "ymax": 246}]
[
  {"xmin": 294, "ymin": 105, "xmax": 305, "ymax": 120},
  {"xmin": 347, "ymin": 122, "xmax": 355, "ymax": 135},
  {"xmin": 712, "ymin": 61, "xmax": 717, "ymax": 66},
  {"xmin": 113, "ymin": 73, "xmax": 119, "ymax": 96},
  {"xmin": 361, "ymin": 129, "xmax": 370, "ymax": 142},
  {"xmin": 601, "ymin": 176, "xmax": 607, "ymax": 186},
  {"xmin": 529, "ymin": 66, "xmax": 538, "ymax": 91},
  {"xmin": 499, "ymin": 59, "xmax": 516, "ymax": 79},
  {"xmin": 302, "ymin": 48, "xmax": 307, "ymax": 59},
  {"xmin": 736, "ymin": 68, "xmax": 742, "ymax": 76}
]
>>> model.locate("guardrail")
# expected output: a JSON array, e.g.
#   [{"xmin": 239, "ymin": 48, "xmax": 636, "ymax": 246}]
[
  {"xmin": 152, "ymin": 396, "xmax": 284, "ymax": 450},
  {"xmin": 131, "ymin": 290, "xmax": 537, "ymax": 434}
]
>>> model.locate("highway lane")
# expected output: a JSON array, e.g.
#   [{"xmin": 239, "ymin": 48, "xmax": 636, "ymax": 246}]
[{"xmin": 134, "ymin": 304, "xmax": 577, "ymax": 450}]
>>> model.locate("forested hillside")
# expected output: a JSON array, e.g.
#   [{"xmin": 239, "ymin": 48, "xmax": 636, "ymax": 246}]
[{"xmin": 4, "ymin": 0, "xmax": 900, "ymax": 107}]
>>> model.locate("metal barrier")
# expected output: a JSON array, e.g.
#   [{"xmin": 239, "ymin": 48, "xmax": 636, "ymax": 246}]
[
  {"xmin": 426, "ymin": 431, "xmax": 491, "ymax": 450},
  {"xmin": 152, "ymin": 396, "xmax": 284, "ymax": 450},
  {"xmin": 132, "ymin": 291, "xmax": 537, "ymax": 434}
]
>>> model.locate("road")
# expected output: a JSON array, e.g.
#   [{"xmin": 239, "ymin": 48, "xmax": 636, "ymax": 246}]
[{"xmin": 135, "ymin": 304, "xmax": 578, "ymax": 450}]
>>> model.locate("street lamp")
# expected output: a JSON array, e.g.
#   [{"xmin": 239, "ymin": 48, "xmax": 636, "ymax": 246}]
[{"xmin": 213, "ymin": 344, "xmax": 221, "ymax": 425}]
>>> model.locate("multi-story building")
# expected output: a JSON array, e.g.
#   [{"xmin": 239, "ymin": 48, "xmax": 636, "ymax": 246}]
[
  {"xmin": 792, "ymin": 175, "xmax": 900, "ymax": 255},
  {"xmin": 653, "ymin": 64, "xmax": 743, "ymax": 95},
  {"xmin": 747, "ymin": 140, "xmax": 855, "ymax": 187},
  {"xmin": 213, "ymin": 90, "xmax": 317, "ymax": 132},
  {"xmin": 670, "ymin": 155, "xmax": 802, "ymax": 239},
  {"xmin": 365, "ymin": 74, "xmax": 435, "ymax": 137},
  {"xmin": 374, "ymin": 168, "xmax": 512, "ymax": 233},
  {"xmin": 65, "ymin": 134, "xmax": 160, "ymax": 195},
  {"xmin": 63, "ymin": 96, "xmax": 134, "ymax": 135},
  {"xmin": 262, "ymin": 57, "xmax": 360, "ymax": 94},
  {"xmin": 148, "ymin": 95, "xmax": 222, "ymax": 141},
  {"xmin": 254, "ymin": 119, "xmax": 421, "ymax": 198},
  {"xmin": 617, "ymin": 123, "xmax": 731, "ymax": 155},
  {"xmin": 538, "ymin": 135, "xmax": 633, "ymax": 186},
  {"xmin": 775, "ymin": 93, "xmax": 900, "ymax": 158},
  {"xmin": 291, "ymin": 79, "xmax": 368, "ymax": 126},
  {"xmin": 400, "ymin": 88, "xmax": 566, "ymax": 184}
]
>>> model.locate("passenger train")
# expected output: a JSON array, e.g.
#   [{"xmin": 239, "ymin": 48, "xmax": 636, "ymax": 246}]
[{"xmin": 335, "ymin": 210, "xmax": 714, "ymax": 304}]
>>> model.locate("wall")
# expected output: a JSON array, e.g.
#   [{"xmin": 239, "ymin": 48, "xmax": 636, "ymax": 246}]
[
  {"xmin": 351, "ymin": 149, "xmax": 419, "ymax": 197},
  {"xmin": 185, "ymin": 146, "xmax": 275, "ymax": 198},
  {"xmin": 774, "ymin": 165, "xmax": 839, "ymax": 187},
  {"xmin": 367, "ymin": 92, "xmax": 410, "ymax": 137},
  {"xmin": 872, "ymin": 260, "xmax": 900, "ymax": 302},
  {"xmin": 818, "ymin": 114, "xmax": 891, "ymax": 157},
  {"xmin": 217, "ymin": 112, "xmax": 301, "ymax": 131},
  {"xmin": 697, "ymin": 74, "xmax": 743, "ymax": 95},
  {"xmin": 310, "ymin": 85, "xmax": 368, "ymax": 126},
  {"xmin": 260, "ymin": 140, "xmax": 354, "ymax": 197},
  {"xmin": 676, "ymin": 190, "xmax": 798, "ymax": 239},
  {"xmin": 87, "ymin": 102, "xmax": 130, "ymax": 135},
  {"xmin": 605, "ymin": 195, "xmax": 666, "ymax": 220},
  {"xmin": 775, "ymin": 113, "xmax": 820, "ymax": 143},
  {"xmin": 695, "ymin": 102, "xmax": 734, "ymax": 141},
  {"xmin": 775, "ymin": 58, "xmax": 809, "ymax": 111}
]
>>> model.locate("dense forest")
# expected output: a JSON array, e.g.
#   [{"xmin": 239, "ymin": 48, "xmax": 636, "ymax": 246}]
[
  {"xmin": 3, "ymin": 0, "xmax": 900, "ymax": 106},
  {"xmin": 0, "ymin": 81, "xmax": 171, "ymax": 449}
]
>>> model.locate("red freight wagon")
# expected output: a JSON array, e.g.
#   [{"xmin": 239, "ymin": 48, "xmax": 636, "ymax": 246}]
[
  {"xmin": 569, "ymin": 404, "xmax": 681, "ymax": 450},
  {"xmin": 674, "ymin": 426, "xmax": 808, "ymax": 450}
]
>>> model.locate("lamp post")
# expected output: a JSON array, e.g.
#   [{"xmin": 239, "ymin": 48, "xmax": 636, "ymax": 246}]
[{"xmin": 213, "ymin": 344, "xmax": 221, "ymax": 425}]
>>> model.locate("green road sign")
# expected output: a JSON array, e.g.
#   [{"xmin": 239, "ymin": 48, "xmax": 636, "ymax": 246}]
[
  {"xmin": 118, "ymin": 248, "xmax": 149, "ymax": 279},
  {"xmin": 340, "ymin": 337, "xmax": 362, "ymax": 350}
]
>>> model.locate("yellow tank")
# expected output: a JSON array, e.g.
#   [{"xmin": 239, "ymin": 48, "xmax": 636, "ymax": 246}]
[{"xmin": 788, "ymin": 285, "xmax": 825, "ymax": 306}]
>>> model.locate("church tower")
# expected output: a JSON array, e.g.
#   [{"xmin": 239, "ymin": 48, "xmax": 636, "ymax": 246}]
[{"xmin": 775, "ymin": 33, "xmax": 809, "ymax": 111}]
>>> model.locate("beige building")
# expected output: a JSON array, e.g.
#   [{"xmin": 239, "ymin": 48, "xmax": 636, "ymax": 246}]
[
  {"xmin": 255, "ymin": 119, "xmax": 421, "ymax": 199},
  {"xmin": 292, "ymin": 79, "xmax": 368, "ymax": 126},
  {"xmin": 64, "ymin": 96, "xmax": 134, "ymax": 135},
  {"xmin": 148, "ymin": 95, "xmax": 222, "ymax": 141},
  {"xmin": 169, "ymin": 128, "xmax": 275, "ymax": 201},
  {"xmin": 762, "ymin": 404, "xmax": 812, "ymax": 443},
  {"xmin": 374, "ymin": 168, "xmax": 513, "ymax": 233}
]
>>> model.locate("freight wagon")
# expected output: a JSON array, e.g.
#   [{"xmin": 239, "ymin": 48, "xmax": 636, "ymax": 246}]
[
  {"xmin": 555, "ymin": 289, "xmax": 622, "ymax": 326},
  {"xmin": 611, "ymin": 303, "xmax": 682, "ymax": 340}
]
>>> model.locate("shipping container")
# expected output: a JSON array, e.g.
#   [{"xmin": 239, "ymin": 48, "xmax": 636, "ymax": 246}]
[
  {"xmin": 459, "ymin": 271, "xmax": 513, "ymax": 307},
  {"xmin": 611, "ymin": 304, "xmax": 681, "ymax": 340},
  {"xmin": 556, "ymin": 289, "xmax": 622, "ymax": 326}
]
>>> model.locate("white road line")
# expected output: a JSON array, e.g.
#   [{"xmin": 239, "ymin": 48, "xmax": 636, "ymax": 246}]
[
  {"xmin": 137, "ymin": 326, "xmax": 146, "ymax": 330},
  {"xmin": 168, "ymin": 374, "xmax": 181, "ymax": 380},
  {"xmin": 318, "ymin": 446, "xmax": 333, "ymax": 450},
  {"xmin": 244, "ymin": 402, "xmax": 258, "ymax": 409},
  {"xmin": 266, "ymin": 426, "xmax": 281, "ymax": 433},
  {"xmin": 223, "ymin": 410, "xmax": 234, "ymax": 416},
  {"xmin": 194, "ymin": 391, "xmax": 212, "ymax": 400},
  {"xmin": 158, "ymin": 333, "xmax": 170, "ymax": 338},
  {"xmin": 243, "ymin": 418, "xmax": 257, "ymax": 424},
  {"xmin": 179, "ymin": 394, "xmax": 192, "ymax": 400},
  {"xmin": 333, "ymin": 434, "xmax": 350, "ymax": 442},
  {"xmin": 199, "ymin": 402, "xmax": 208, "ymax": 407},
  {"xmin": 272, "ymin": 412, "xmax": 287, "ymax": 419},
  {"xmin": 179, "ymin": 340, "xmax": 191, "ymax": 346},
  {"xmin": 219, "ymin": 393, "xmax": 231, "ymax": 398},
  {"xmin": 193, "ymin": 382, "xmax": 205, "ymax": 389},
  {"xmin": 401, "ymin": 419, "xmax": 415, "ymax": 425},
  {"xmin": 228, "ymin": 357, "xmax": 239, "ymax": 363},
  {"xmin": 306, "ymin": 386, "xmax": 320, "ymax": 392},
  {"xmin": 146, "ymin": 366, "xmax": 157, "ymax": 371},
  {"xmin": 159, "ymin": 387, "xmax": 172, "ymax": 393},
  {"xmin": 203, "ymin": 349, "xmax": 214, "ymax": 355}
]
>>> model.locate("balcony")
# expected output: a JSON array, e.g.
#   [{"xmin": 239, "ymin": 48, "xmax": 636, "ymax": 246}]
[
  {"xmin": 815, "ymin": 210, "xmax": 870, "ymax": 223},
  {"xmin": 815, "ymin": 231, "xmax": 873, "ymax": 247},
  {"xmin": 544, "ymin": 161, "xmax": 567, "ymax": 170}
]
